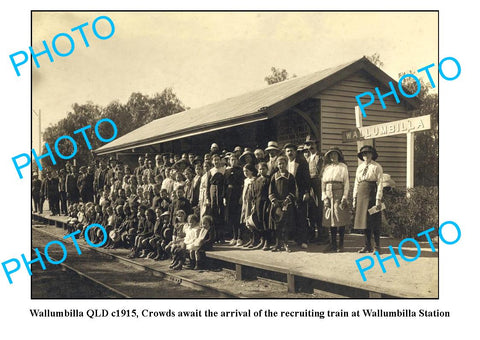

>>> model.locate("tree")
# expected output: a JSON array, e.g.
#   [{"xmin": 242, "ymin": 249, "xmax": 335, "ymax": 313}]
[
  {"xmin": 41, "ymin": 102, "xmax": 102, "ymax": 172},
  {"xmin": 264, "ymin": 67, "xmax": 296, "ymax": 85},
  {"xmin": 41, "ymin": 89, "xmax": 188, "ymax": 171},
  {"xmin": 366, "ymin": 53, "xmax": 384, "ymax": 68},
  {"xmin": 149, "ymin": 87, "xmax": 188, "ymax": 121},
  {"xmin": 125, "ymin": 92, "xmax": 151, "ymax": 130},
  {"xmin": 103, "ymin": 100, "xmax": 131, "ymax": 138}
]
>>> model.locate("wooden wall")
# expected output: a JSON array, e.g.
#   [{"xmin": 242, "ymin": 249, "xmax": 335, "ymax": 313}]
[{"xmin": 316, "ymin": 70, "xmax": 411, "ymax": 189}]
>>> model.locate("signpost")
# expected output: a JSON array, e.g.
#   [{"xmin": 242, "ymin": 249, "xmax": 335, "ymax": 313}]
[{"xmin": 343, "ymin": 109, "xmax": 432, "ymax": 189}]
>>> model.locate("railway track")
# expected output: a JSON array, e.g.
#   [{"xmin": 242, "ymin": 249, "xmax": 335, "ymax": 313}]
[{"xmin": 32, "ymin": 222, "xmax": 335, "ymax": 298}]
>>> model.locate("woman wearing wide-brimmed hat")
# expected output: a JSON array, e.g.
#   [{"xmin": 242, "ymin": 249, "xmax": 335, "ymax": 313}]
[
  {"xmin": 322, "ymin": 147, "xmax": 351, "ymax": 252},
  {"xmin": 353, "ymin": 145, "xmax": 384, "ymax": 253},
  {"xmin": 239, "ymin": 148, "xmax": 257, "ymax": 167}
]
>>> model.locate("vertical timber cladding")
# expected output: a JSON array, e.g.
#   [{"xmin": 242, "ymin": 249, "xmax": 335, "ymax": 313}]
[{"xmin": 317, "ymin": 70, "xmax": 412, "ymax": 189}]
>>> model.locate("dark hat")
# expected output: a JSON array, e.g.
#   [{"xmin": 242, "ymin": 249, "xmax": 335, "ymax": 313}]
[
  {"xmin": 192, "ymin": 156, "xmax": 203, "ymax": 165},
  {"xmin": 184, "ymin": 165, "xmax": 194, "ymax": 174},
  {"xmin": 283, "ymin": 143, "xmax": 297, "ymax": 150},
  {"xmin": 265, "ymin": 141, "xmax": 280, "ymax": 152},
  {"xmin": 357, "ymin": 145, "xmax": 378, "ymax": 160},
  {"xmin": 305, "ymin": 135, "xmax": 318, "ymax": 144},
  {"xmin": 325, "ymin": 147, "xmax": 345, "ymax": 162},
  {"xmin": 239, "ymin": 149, "xmax": 255, "ymax": 163},
  {"xmin": 173, "ymin": 159, "xmax": 188, "ymax": 171},
  {"xmin": 243, "ymin": 163, "xmax": 257, "ymax": 175}
]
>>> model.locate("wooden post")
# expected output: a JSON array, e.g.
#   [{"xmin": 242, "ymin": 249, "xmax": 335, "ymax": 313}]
[
  {"xmin": 406, "ymin": 132, "xmax": 414, "ymax": 189},
  {"xmin": 355, "ymin": 106, "xmax": 373, "ymax": 165},
  {"xmin": 355, "ymin": 105, "xmax": 363, "ymax": 129},
  {"xmin": 235, "ymin": 264, "xmax": 243, "ymax": 280},
  {"xmin": 287, "ymin": 273, "xmax": 296, "ymax": 293},
  {"xmin": 355, "ymin": 106, "xmax": 363, "ymax": 166}
]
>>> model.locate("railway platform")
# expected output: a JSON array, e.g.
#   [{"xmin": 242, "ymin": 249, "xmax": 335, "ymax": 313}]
[{"xmin": 32, "ymin": 211, "xmax": 438, "ymax": 298}]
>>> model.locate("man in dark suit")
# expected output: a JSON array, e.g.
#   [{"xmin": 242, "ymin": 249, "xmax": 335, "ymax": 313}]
[
  {"xmin": 223, "ymin": 153, "xmax": 244, "ymax": 244},
  {"xmin": 284, "ymin": 143, "xmax": 311, "ymax": 248},
  {"xmin": 32, "ymin": 172, "xmax": 43, "ymax": 214},
  {"xmin": 305, "ymin": 135, "xmax": 326, "ymax": 243},
  {"xmin": 66, "ymin": 165, "xmax": 79, "ymax": 205},
  {"xmin": 93, "ymin": 160, "xmax": 107, "ymax": 203},
  {"xmin": 78, "ymin": 166, "xmax": 94, "ymax": 203},
  {"xmin": 44, "ymin": 171, "xmax": 60, "ymax": 216},
  {"xmin": 58, "ymin": 168, "xmax": 68, "ymax": 215},
  {"xmin": 105, "ymin": 157, "xmax": 117, "ymax": 187}
]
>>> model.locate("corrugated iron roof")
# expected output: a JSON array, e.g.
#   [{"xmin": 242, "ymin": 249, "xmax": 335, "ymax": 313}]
[{"xmin": 95, "ymin": 56, "xmax": 417, "ymax": 155}]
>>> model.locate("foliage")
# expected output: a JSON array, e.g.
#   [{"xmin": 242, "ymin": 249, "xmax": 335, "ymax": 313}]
[
  {"xmin": 264, "ymin": 67, "xmax": 296, "ymax": 85},
  {"xmin": 382, "ymin": 186, "xmax": 439, "ymax": 239},
  {"xmin": 366, "ymin": 53, "xmax": 384, "ymax": 68},
  {"xmin": 41, "ymin": 89, "xmax": 187, "ymax": 172}
]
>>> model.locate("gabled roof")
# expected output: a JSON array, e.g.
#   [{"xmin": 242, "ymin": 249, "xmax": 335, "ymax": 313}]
[{"xmin": 95, "ymin": 56, "xmax": 419, "ymax": 155}]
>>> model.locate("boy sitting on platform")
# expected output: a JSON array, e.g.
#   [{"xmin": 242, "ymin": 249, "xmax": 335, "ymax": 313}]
[
  {"xmin": 137, "ymin": 208, "xmax": 156, "ymax": 258},
  {"xmin": 185, "ymin": 214, "xmax": 213, "ymax": 270},
  {"xmin": 127, "ymin": 205, "xmax": 149, "ymax": 258},
  {"xmin": 165, "ymin": 210, "xmax": 187, "ymax": 270},
  {"xmin": 145, "ymin": 208, "xmax": 170, "ymax": 260},
  {"xmin": 66, "ymin": 203, "xmax": 79, "ymax": 234}
]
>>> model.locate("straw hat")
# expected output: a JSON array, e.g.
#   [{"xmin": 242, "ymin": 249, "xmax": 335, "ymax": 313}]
[
  {"xmin": 265, "ymin": 141, "xmax": 280, "ymax": 152},
  {"xmin": 324, "ymin": 147, "xmax": 345, "ymax": 162}
]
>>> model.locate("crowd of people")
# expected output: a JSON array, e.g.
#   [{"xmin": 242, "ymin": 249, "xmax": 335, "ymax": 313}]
[{"xmin": 32, "ymin": 135, "xmax": 388, "ymax": 270}]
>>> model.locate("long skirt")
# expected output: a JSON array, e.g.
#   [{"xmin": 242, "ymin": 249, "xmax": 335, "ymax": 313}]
[
  {"xmin": 354, "ymin": 181, "xmax": 381, "ymax": 230},
  {"xmin": 322, "ymin": 182, "xmax": 351, "ymax": 228},
  {"xmin": 198, "ymin": 188, "xmax": 210, "ymax": 220}
]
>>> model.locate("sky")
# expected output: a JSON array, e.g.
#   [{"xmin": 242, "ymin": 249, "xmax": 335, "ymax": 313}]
[{"xmin": 31, "ymin": 11, "xmax": 438, "ymax": 149}]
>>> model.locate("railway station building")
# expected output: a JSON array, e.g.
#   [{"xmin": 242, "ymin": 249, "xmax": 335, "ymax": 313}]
[{"xmin": 94, "ymin": 57, "xmax": 419, "ymax": 189}]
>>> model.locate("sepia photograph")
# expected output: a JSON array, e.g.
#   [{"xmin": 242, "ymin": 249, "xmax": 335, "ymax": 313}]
[{"xmin": 30, "ymin": 11, "xmax": 439, "ymax": 299}]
